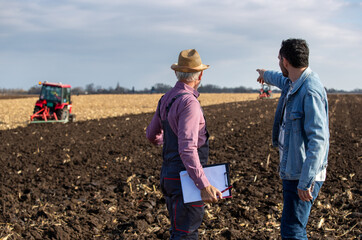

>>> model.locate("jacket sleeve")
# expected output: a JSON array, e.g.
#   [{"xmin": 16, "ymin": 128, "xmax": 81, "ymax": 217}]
[
  {"xmin": 298, "ymin": 91, "xmax": 329, "ymax": 190},
  {"xmin": 264, "ymin": 70, "xmax": 288, "ymax": 90}
]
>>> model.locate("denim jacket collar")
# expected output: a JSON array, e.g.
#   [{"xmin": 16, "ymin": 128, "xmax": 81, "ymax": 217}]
[{"xmin": 290, "ymin": 67, "xmax": 312, "ymax": 95}]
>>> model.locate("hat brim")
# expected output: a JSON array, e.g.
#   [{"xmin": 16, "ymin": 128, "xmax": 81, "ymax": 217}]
[{"xmin": 171, "ymin": 63, "xmax": 209, "ymax": 73}]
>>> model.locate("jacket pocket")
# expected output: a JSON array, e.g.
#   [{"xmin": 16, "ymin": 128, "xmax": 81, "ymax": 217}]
[{"xmin": 289, "ymin": 112, "xmax": 303, "ymax": 132}]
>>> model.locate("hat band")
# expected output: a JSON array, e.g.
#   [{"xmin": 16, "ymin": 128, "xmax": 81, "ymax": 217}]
[{"xmin": 171, "ymin": 63, "xmax": 209, "ymax": 73}]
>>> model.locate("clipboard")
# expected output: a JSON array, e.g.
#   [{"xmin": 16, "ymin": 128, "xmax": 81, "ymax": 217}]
[{"xmin": 179, "ymin": 163, "xmax": 232, "ymax": 203}]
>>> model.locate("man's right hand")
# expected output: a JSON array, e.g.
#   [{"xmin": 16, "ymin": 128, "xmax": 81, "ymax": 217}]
[
  {"xmin": 256, "ymin": 69, "xmax": 266, "ymax": 84},
  {"xmin": 200, "ymin": 185, "xmax": 223, "ymax": 203}
]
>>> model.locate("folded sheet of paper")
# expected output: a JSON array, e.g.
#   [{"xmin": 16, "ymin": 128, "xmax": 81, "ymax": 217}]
[{"xmin": 179, "ymin": 163, "xmax": 232, "ymax": 203}]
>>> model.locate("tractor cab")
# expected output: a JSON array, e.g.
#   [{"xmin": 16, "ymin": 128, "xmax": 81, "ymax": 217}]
[
  {"xmin": 30, "ymin": 82, "xmax": 75, "ymax": 123},
  {"xmin": 40, "ymin": 84, "xmax": 71, "ymax": 105}
]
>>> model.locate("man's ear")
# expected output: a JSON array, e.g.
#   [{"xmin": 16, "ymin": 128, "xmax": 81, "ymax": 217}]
[
  {"xmin": 282, "ymin": 57, "xmax": 289, "ymax": 69},
  {"xmin": 198, "ymin": 71, "xmax": 203, "ymax": 80}
]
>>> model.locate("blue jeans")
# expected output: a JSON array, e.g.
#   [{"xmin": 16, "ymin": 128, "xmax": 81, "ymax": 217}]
[{"xmin": 281, "ymin": 180, "xmax": 323, "ymax": 240}]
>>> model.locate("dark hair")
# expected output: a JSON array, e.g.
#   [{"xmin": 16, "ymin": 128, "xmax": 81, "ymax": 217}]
[{"xmin": 279, "ymin": 38, "xmax": 309, "ymax": 68}]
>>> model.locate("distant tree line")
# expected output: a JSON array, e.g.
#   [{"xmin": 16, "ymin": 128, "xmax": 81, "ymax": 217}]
[
  {"xmin": 0, "ymin": 88, "xmax": 28, "ymax": 94},
  {"xmin": 324, "ymin": 88, "xmax": 362, "ymax": 94},
  {"xmin": 1, "ymin": 83, "xmax": 361, "ymax": 95},
  {"xmin": 0, "ymin": 83, "xmax": 259, "ymax": 95},
  {"xmin": 198, "ymin": 84, "xmax": 259, "ymax": 93}
]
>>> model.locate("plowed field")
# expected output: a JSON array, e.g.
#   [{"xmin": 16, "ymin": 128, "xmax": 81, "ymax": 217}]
[{"xmin": 0, "ymin": 94, "xmax": 361, "ymax": 240}]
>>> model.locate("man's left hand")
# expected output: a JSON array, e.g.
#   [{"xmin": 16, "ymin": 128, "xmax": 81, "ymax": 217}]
[{"xmin": 298, "ymin": 188, "xmax": 313, "ymax": 201}]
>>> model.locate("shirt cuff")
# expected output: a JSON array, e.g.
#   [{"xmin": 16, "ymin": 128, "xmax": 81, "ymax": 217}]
[{"xmin": 194, "ymin": 175, "xmax": 210, "ymax": 190}]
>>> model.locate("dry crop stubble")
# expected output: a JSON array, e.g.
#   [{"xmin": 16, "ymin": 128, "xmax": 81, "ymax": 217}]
[
  {"xmin": 0, "ymin": 93, "xmax": 267, "ymax": 130},
  {"xmin": 0, "ymin": 97, "xmax": 38, "ymax": 130}
]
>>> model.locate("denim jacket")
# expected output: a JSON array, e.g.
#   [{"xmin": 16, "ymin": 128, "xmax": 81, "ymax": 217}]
[{"xmin": 264, "ymin": 67, "xmax": 329, "ymax": 190}]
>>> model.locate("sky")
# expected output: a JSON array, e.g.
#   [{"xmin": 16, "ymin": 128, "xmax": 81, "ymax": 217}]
[{"xmin": 0, "ymin": 0, "xmax": 361, "ymax": 91}]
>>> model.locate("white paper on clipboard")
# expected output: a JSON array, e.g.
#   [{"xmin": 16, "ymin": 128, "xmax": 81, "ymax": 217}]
[{"xmin": 179, "ymin": 163, "xmax": 231, "ymax": 204}]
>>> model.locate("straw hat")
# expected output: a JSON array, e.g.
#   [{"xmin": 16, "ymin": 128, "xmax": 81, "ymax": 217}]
[{"xmin": 171, "ymin": 49, "xmax": 209, "ymax": 73}]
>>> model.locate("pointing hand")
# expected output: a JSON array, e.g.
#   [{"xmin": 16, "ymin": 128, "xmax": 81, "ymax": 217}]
[{"xmin": 256, "ymin": 69, "xmax": 266, "ymax": 84}]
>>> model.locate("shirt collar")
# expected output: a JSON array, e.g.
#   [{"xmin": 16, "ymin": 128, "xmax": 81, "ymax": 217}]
[
  {"xmin": 174, "ymin": 81, "xmax": 200, "ymax": 98},
  {"xmin": 289, "ymin": 67, "xmax": 312, "ymax": 94}
]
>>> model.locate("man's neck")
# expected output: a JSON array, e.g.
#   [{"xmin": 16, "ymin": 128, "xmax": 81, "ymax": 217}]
[
  {"xmin": 180, "ymin": 79, "xmax": 198, "ymax": 90},
  {"xmin": 288, "ymin": 67, "xmax": 307, "ymax": 82}
]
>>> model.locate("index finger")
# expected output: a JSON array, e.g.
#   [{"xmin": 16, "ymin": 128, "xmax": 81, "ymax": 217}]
[{"xmin": 216, "ymin": 191, "xmax": 223, "ymax": 200}]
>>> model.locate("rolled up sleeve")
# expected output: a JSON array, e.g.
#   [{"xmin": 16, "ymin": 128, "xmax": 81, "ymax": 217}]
[{"xmin": 177, "ymin": 99, "xmax": 210, "ymax": 190}]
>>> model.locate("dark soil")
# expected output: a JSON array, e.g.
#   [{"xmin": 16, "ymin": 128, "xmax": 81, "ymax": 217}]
[{"xmin": 0, "ymin": 94, "xmax": 361, "ymax": 240}]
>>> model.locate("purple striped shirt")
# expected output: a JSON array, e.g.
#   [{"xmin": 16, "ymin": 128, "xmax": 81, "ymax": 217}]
[{"xmin": 146, "ymin": 81, "xmax": 210, "ymax": 190}]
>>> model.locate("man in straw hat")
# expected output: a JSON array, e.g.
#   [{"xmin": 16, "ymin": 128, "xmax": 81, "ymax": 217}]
[{"xmin": 146, "ymin": 49, "xmax": 222, "ymax": 239}]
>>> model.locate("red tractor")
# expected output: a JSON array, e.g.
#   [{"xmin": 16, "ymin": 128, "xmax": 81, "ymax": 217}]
[
  {"xmin": 259, "ymin": 84, "xmax": 273, "ymax": 99},
  {"xmin": 30, "ymin": 81, "xmax": 75, "ymax": 123}
]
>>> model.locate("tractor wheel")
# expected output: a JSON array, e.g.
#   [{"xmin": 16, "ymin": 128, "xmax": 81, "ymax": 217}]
[
  {"xmin": 32, "ymin": 106, "xmax": 43, "ymax": 120},
  {"xmin": 33, "ymin": 106, "xmax": 41, "ymax": 114},
  {"xmin": 69, "ymin": 114, "xmax": 76, "ymax": 122},
  {"xmin": 56, "ymin": 108, "xmax": 69, "ymax": 121}
]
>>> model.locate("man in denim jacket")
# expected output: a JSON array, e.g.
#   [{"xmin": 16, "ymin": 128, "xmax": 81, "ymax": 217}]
[{"xmin": 256, "ymin": 39, "xmax": 329, "ymax": 239}]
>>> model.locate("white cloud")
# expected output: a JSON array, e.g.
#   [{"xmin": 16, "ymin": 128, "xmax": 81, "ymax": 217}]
[{"xmin": 0, "ymin": 0, "xmax": 361, "ymax": 90}]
